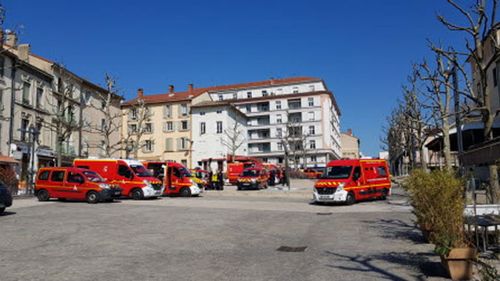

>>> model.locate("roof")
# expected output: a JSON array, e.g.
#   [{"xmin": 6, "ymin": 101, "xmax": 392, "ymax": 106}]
[
  {"xmin": 0, "ymin": 155, "xmax": 19, "ymax": 165},
  {"xmin": 122, "ymin": 77, "xmax": 321, "ymax": 107}
]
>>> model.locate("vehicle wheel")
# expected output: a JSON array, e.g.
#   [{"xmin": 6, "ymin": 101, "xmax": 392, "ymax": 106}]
[
  {"xmin": 380, "ymin": 189, "xmax": 389, "ymax": 200},
  {"xmin": 345, "ymin": 192, "xmax": 355, "ymax": 205},
  {"xmin": 37, "ymin": 189, "xmax": 50, "ymax": 201},
  {"xmin": 0, "ymin": 207, "xmax": 5, "ymax": 214},
  {"xmin": 180, "ymin": 187, "xmax": 191, "ymax": 197},
  {"xmin": 237, "ymin": 186, "xmax": 241, "ymax": 191},
  {"xmin": 86, "ymin": 191, "xmax": 99, "ymax": 204},
  {"xmin": 131, "ymin": 188, "xmax": 144, "ymax": 200}
]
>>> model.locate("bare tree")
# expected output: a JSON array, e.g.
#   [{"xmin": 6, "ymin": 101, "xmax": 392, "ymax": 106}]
[
  {"xmin": 123, "ymin": 97, "xmax": 152, "ymax": 159},
  {"xmin": 86, "ymin": 74, "xmax": 124, "ymax": 158},
  {"xmin": 220, "ymin": 121, "xmax": 245, "ymax": 163},
  {"xmin": 435, "ymin": 0, "xmax": 500, "ymax": 202}
]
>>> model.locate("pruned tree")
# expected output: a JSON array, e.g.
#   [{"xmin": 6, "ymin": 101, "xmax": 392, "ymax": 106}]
[
  {"xmin": 123, "ymin": 97, "xmax": 152, "ymax": 159},
  {"xmin": 435, "ymin": 0, "xmax": 500, "ymax": 202},
  {"xmin": 44, "ymin": 65, "xmax": 82, "ymax": 166},
  {"xmin": 86, "ymin": 74, "xmax": 124, "ymax": 158},
  {"xmin": 220, "ymin": 121, "xmax": 245, "ymax": 163}
]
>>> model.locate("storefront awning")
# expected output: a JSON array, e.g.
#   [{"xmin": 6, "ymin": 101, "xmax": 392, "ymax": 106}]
[{"xmin": 0, "ymin": 155, "xmax": 20, "ymax": 165}]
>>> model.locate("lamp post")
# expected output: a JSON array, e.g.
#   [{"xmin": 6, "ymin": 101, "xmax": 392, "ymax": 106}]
[{"xmin": 28, "ymin": 124, "xmax": 40, "ymax": 195}]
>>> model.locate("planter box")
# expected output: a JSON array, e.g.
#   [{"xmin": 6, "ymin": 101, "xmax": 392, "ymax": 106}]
[{"xmin": 441, "ymin": 248, "xmax": 476, "ymax": 281}]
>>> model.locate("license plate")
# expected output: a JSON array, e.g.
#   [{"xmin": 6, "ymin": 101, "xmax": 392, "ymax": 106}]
[
  {"xmin": 243, "ymin": 183, "xmax": 250, "ymax": 186},
  {"xmin": 114, "ymin": 191, "xmax": 121, "ymax": 195},
  {"xmin": 319, "ymin": 195, "xmax": 333, "ymax": 200}
]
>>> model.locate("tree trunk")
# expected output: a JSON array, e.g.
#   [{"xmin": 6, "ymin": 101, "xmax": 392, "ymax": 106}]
[
  {"xmin": 484, "ymin": 110, "xmax": 499, "ymax": 203},
  {"xmin": 442, "ymin": 121, "xmax": 452, "ymax": 171},
  {"xmin": 419, "ymin": 145, "xmax": 428, "ymax": 171}
]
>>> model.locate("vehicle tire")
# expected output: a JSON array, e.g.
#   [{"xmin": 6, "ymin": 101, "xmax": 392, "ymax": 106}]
[
  {"xmin": 86, "ymin": 191, "xmax": 99, "ymax": 204},
  {"xmin": 131, "ymin": 188, "xmax": 144, "ymax": 200},
  {"xmin": 237, "ymin": 186, "xmax": 241, "ymax": 191},
  {"xmin": 180, "ymin": 187, "xmax": 191, "ymax": 197},
  {"xmin": 380, "ymin": 189, "xmax": 389, "ymax": 200},
  {"xmin": 0, "ymin": 207, "xmax": 5, "ymax": 214},
  {"xmin": 345, "ymin": 192, "xmax": 355, "ymax": 205},
  {"xmin": 37, "ymin": 189, "xmax": 50, "ymax": 201}
]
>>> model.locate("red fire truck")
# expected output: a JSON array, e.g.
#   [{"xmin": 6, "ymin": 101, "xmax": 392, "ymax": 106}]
[{"xmin": 313, "ymin": 159, "xmax": 391, "ymax": 205}]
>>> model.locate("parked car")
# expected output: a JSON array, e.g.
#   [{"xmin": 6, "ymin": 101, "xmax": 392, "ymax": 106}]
[
  {"xmin": 34, "ymin": 167, "xmax": 121, "ymax": 204},
  {"xmin": 313, "ymin": 159, "xmax": 391, "ymax": 205},
  {"xmin": 303, "ymin": 168, "xmax": 323, "ymax": 179},
  {"xmin": 0, "ymin": 180, "xmax": 13, "ymax": 214}
]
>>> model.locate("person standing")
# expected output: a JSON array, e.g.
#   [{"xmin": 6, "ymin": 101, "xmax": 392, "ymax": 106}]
[
  {"xmin": 208, "ymin": 170, "xmax": 213, "ymax": 190},
  {"xmin": 217, "ymin": 169, "xmax": 224, "ymax": 191}
]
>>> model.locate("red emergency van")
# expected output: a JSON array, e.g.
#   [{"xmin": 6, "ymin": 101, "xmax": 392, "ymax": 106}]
[
  {"xmin": 236, "ymin": 167, "xmax": 269, "ymax": 190},
  {"xmin": 34, "ymin": 167, "xmax": 121, "ymax": 203},
  {"xmin": 227, "ymin": 160, "xmax": 261, "ymax": 184},
  {"xmin": 143, "ymin": 161, "xmax": 201, "ymax": 197},
  {"xmin": 313, "ymin": 159, "xmax": 391, "ymax": 204},
  {"xmin": 73, "ymin": 159, "xmax": 163, "ymax": 200}
]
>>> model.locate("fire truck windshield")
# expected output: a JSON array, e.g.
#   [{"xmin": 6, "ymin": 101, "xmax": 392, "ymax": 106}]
[
  {"xmin": 130, "ymin": 165, "xmax": 153, "ymax": 177},
  {"xmin": 242, "ymin": 170, "xmax": 259, "ymax": 177},
  {"xmin": 323, "ymin": 166, "xmax": 352, "ymax": 179},
  {"xmin": 179, "ymin": 167, "xmax": 192, "ymax": 177},
  {"xmin": 82, "ymin": 171, "xmax": 105, "ymax": 183}
]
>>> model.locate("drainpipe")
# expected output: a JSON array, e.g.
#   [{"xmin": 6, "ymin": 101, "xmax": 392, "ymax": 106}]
[{"xmin": 8, "ymin": 57, "xmax": 17, "ymax": 156}]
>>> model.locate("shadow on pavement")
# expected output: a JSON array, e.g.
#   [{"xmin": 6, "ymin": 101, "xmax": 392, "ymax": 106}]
[
  {"xmin": 324, "ymin": 251, "xmax": 448, "ymax": 281},
  {"xmin": 364, "ymin": 218, "xmax": 426, "ymax": 244},
  {"xmin": 0, "ymin": 211, "xmax": 17, "ymax": 217}
]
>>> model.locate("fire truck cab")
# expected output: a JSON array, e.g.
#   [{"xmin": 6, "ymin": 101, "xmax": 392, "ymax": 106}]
[
  {"xmin": 313, "ymin": 159, "xmax": 391, "ymax": 204},
  {"xmin": 236, "ymin": 167, "xmax": 269, "ymax": 190},
  {"xmin": 73, "ymin": 159, "xmax": 163, "ymax": 200},
  {"xmin": 227, "ymin": 160, "xmax": 261, "ymax": 185},
  {"xmin": 143, "ymin": 161, "xmax": 201, "ymax": 197}
]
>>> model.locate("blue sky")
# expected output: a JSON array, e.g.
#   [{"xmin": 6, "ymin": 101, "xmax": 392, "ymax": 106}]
[{"xmin": 4, "ymin": 0, "xmax": 469, "ymax": 156}]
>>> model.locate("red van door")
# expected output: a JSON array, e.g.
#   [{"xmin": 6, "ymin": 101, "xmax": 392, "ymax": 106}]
[
  {"xmin": 65, "ymin": 171, "xmax": 86, "ymax": 200},
  {"xmin": 49, "ymin": 170, "xmax": 67, "ymax": 198}
]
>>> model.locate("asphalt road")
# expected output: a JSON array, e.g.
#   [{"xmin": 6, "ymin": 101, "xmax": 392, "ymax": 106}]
[{"xmin": 0, "ymin": 186, "xmax": 446, "ymax": 281}]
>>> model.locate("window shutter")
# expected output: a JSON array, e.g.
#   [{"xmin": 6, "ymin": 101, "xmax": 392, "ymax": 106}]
[
  {"xmin": 176, "ymin": 138, "xmax": 181, "ymax": 150},
  {"xmin": 186, "ymin": 120, "xmax": 190, "ymax": 130},
  {"xmin": 165, "ymin": 138, "xmax": 171, "ymax": 151}
]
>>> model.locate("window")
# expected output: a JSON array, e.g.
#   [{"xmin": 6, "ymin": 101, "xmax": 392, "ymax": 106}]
[
  {"xmin": 216, "ymin": 110, "xmax": 222, "ymax": 114},
  {"xmin": 216, "ymin": 121, "xmax": 223, "ymax": 134},
  {"xmin": 200, "ymin": 112, "xmax": 205, "ymax": 116},
  {"xmin": 493, "ymin": 68, "xmax": 498, "ymax": 87},
  {"xmin": 0, "ymin": 56, "xmax": 4, "ymax": 77},
  {"xmin": 21, "ymin": 118, "xmax": 29, "ymax": 141},
  {"xmin": 309, "ymin": 85, "xmax": 315, "ymax": 92},
  {"xmin": 246, "ymin": 104, "xmax": 251, "ymax": 112},
  {"xmin": 164, "ymin": 105, "xmax": 171, "ymax": 118},
  {"xmin": 232, "ymin": 93, "xmax": 237, "ymax": 99},
  {"xmin": 247, "ymin": 91, "xmax": 252, "ymax": 98},
  {"xmin": 36, "ymin": 87, "xmax": 43, "ymax": 108},
  {"xmin": 131, "ymin": 108, "xmax": 138, "ymax": 120},
  {"xmin": 101, "ymin": 99, "xmax": 106, "ymax": 110},
  {"xmin": 0, "ymin": 89, "xmax": 3, "ymax": 110},
  {"xmin": 262, "ymin": 90, "xmax": 268, "ymax": 96},
  {"xmin": 118, "ymin": 165, "xmax": 133, "ymax": 178},
  {"xmin": 180, "ymin": 104, "xmax": 188, "ymax": 116},
  {"xmin": 144, "ymin": 140, "xmax": 153, "ymax": 152},
  {"xmin": 308, "ymin": 97, "xmax": 314, "ymax": 107},
  {"xmin": 276, "ymin": 101, "xmax": 282, "ymax": 110},
  {"xmin": 130, "ymin": 124, "xmax": 137, "ymax": 133},
  {"xmin": 101, "ymin": 119, "xmax": 106, "ymax": 131},
  {"xmin": 309, "ymin": 126, "xmax": 315, "ymax": 135},
  {"xmin": 179, "ymin": 137, "xmax": 188, "ymax": 150},
  {"xmin": 310, "ymin": 140, "xmax": 316, "ymax": 149},
  {"xmin": 310, "ymin": 156, "xmax": 317, "ymax": 162},
  {"xmin": 292, "ymin": 87, "xmax": 299, "ymax": 94},
  {"xmin": 276, "ymin": 114, "xmax": 282, "ymax": 123},
  {"xmin": 308, "ymin": 112, "xmax": 315, "ymax": 121},
  {"xmin": 277, "ymin": 142, "xmax": 283, "ymax": 150},
  {"xmin": 377, "ymin": 166, "xmax": 388, "ymax": 177},
  {"xmin": 276, "ymin": 128, "xmax": 282, "ymax": 137},
  {"xmin": 22, "ymin": 82, "xmax": 31, "ymax": 104},
  {"xmin": 218, "ymin": 94, "xmax": 223, "ymax": 101},
  {"xmin": 165, "ymin": 138, "xmax": 174, "ymax": 151},
  {"xmin": 181, "ymin": 120, "xmax": 189, "ymax": 130},
  {"xmin": 200, "ymin": 122, "xmax": 206, "ymax": 135},
  {"xmin": 51, "ymin": 171, "xmax": 65, "ymax": 182},
  {"xmin": 67, "ymin": 172, "xmax": 84, "ymax": 183},
  {"xmin": 38, "ymin": 171, "xmax": 50, "ymax": 180},
  {"xmin": 144, "ymin": 123, "xmax": 152, "ymax": 133},
  {"xmin": 181, "ymin": 159, "xmax": 188, "ymax": 167},
  {"xmin": 165, "ymin": 121, "xmax": 173, "ymax": 132}
]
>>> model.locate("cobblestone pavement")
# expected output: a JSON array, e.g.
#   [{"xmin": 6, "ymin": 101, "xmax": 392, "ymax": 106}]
[{"xmin": 0, "ymin": 184, "xmax": 449, "ymax": 281}]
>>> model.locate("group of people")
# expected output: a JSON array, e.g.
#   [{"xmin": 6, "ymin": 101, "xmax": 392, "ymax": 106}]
[{"xmin": 206, "ymin": 169, "xmax": 224, "ymax": 190}]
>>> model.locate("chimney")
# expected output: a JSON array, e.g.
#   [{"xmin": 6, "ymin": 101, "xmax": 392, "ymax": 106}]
[
  {"xmin": 270, "ymin": 77, "xmax": 275, "ymax": 85},
  {"xmin": 137, "ymin": 88, "xmax": 144, "ymax": 98},
  {"xmin": 347, "ymin": 128, "xmax": 353, "ymax": 136},
  {"xmin": 188, "ymin": 83, "xmax": 194, "ymax": 93},
  {"xmin": 18, "ymin": 44, "xmax": 30, "ymax": 62},
  {"xmin": 169, "ymin": 85, "xmax": 174, "ymax": 93},
  {"xmin": 5, "ymin": 30, "xmax": 17, "ymax": 47}
]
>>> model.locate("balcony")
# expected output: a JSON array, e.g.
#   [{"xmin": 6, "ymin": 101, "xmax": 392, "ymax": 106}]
[
  {"xmin": 248, "ymin": 143, "xmax": 271, "ymax": 154},
  {"xmin": 248, "ymin": 129, "xmax": 271, "ymax": 140},
  {"xmin": 287, "ymin": 99, "xmax": 302, "ymax": 109}
]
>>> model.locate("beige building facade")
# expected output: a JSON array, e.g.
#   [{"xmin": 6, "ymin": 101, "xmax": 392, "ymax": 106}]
[{"xmin": 341, "ymin": 129, "xmax": 360, "ymax": 159}]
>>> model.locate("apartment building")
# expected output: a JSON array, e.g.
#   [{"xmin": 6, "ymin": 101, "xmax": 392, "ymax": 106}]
[
  {"xmin": 0, "ymin": 32, "xmax": 122, "ymax": 184},
  {"xmin": 341, "ymin": 129, "xmax": 360, "ymax": 159},
  {"xmin": 121, "ymin": 85, "xmax": 210, "ymax": 167},
  {"xmin": 192, "ymin": 77, "xmax": 342, "ymax": 168}
]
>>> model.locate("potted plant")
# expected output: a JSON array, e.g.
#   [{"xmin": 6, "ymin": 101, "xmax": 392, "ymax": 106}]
[{"xmin": 405, "ymin": 170, "xmax": 476, "ymax": 280}]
